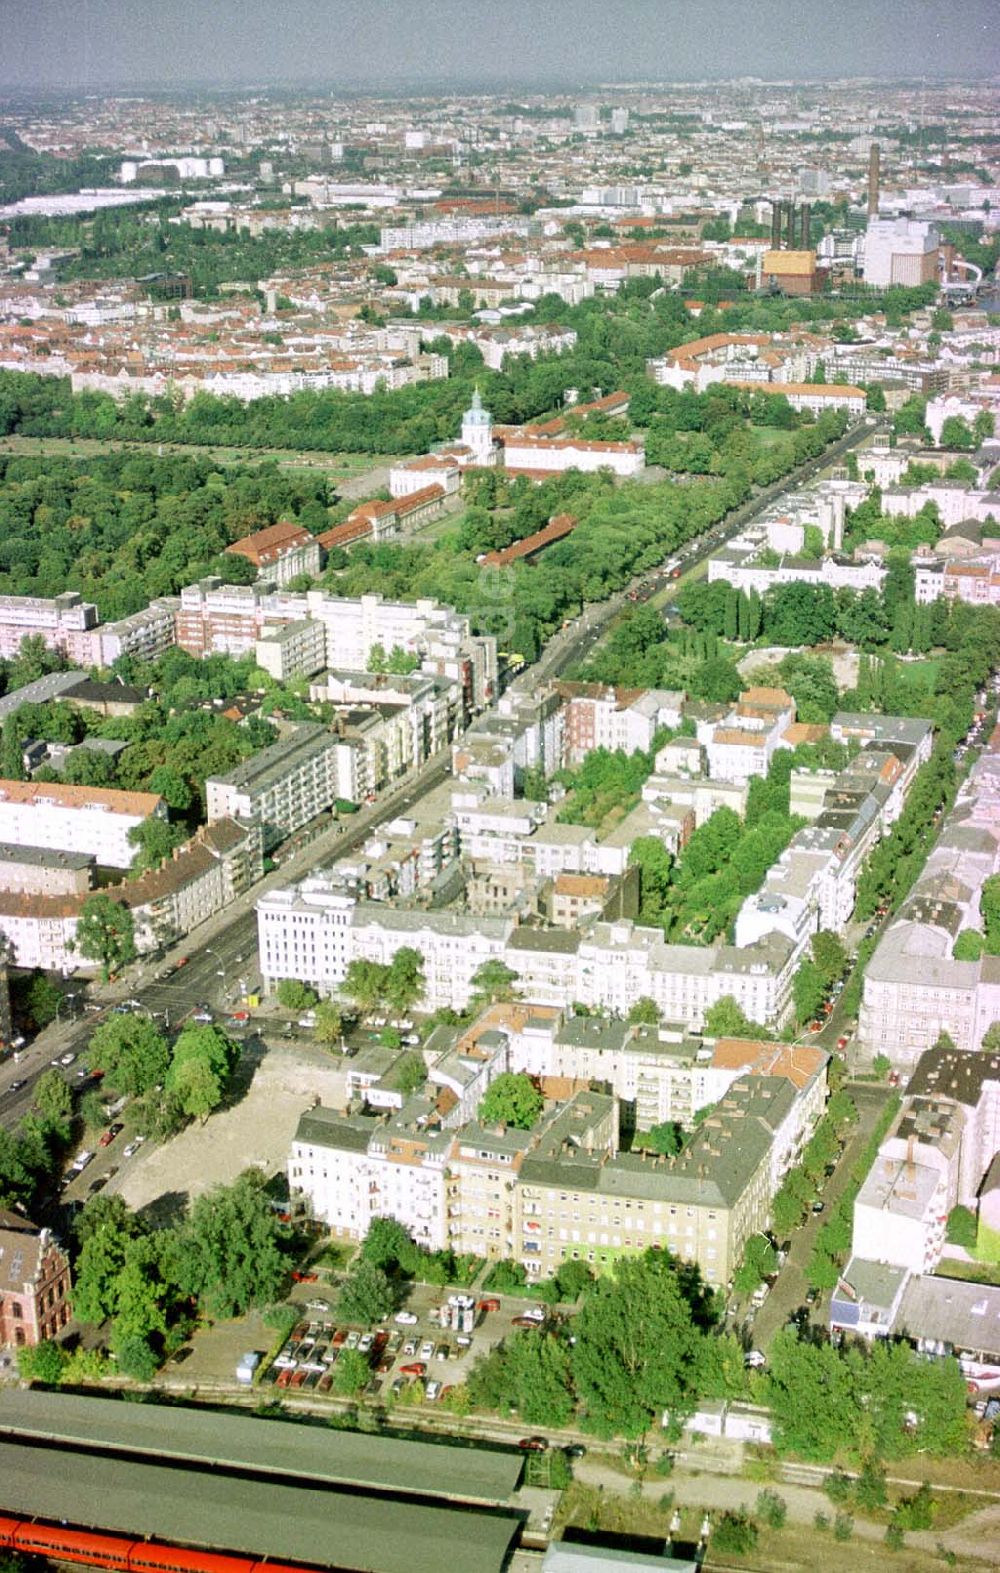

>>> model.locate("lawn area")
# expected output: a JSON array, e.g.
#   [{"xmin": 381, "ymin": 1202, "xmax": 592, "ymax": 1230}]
[
  {"xmin": 897, "ymin": 655, "xmax": 941, "ymax": 688},
  {"xmin": 934, "ymin": 1258, "xmax": 1000, "ymax": 1287},
  {"xmin": 0, "ymin": 432, "xmax": 409, "ymax": 480},
  {"xmin": 703, "ymin": 1519, "xmax": 972, "ymax": 1573}
]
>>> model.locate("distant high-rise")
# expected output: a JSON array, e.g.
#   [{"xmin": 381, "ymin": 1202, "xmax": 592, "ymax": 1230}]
[
  {"xmin": 574, "ymin": 104, "xmax": 599, "ymax": 134},
  {"xmin": 868, "ymin": 143, "xmax": 881, "ymax": 218},
  {"xmin": 610, "ymin": 107, "xmax": 629, "ymax": 135}
]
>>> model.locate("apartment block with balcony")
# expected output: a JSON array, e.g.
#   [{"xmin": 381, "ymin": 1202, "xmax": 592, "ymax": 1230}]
[{"xmin": 206, "ymin": 722, "xmax": 366, "ymax": 851}]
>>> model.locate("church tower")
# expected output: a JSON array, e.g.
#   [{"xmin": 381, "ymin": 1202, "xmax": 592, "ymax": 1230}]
[{"xmin": 461, "ymin": 387, "xmax": 495, "ymax": 466}]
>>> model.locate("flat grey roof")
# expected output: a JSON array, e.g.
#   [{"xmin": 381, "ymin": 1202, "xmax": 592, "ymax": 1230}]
[
  {"xmin": 543, "ymin": 1543, "xmax": 697, "ymax": 1572},
  {"xmin": 0, "ymin": 1388, "xmax": 522, "ymax": 1507},
  {"xmin": 0, "ymin": 1438, "xmax": 520, "ymax": 1573}
]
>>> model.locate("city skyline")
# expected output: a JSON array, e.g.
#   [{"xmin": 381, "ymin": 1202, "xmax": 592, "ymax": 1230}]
[{"xmin": 2, "ymin": 0, "xmax": 998, "ymax": 91}]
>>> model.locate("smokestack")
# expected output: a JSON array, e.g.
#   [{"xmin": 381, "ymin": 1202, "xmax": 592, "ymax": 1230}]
[
  {"xmin": 785, "ymin": 201, "xmax": 796, "ymax": 249},
  {"xmin": 770, "ymin": 202, "xmax": 782, "ymax": 250},
  {"xmin": 868, "ymin": 143, "xmax": 880, "ymax": 219},
  {"xmin": 799, "ymin": 203, "xmax": 811, "ymax": 249}
]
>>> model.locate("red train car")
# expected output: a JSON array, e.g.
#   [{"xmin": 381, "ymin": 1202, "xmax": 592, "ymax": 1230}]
[{"xmin": 0, "ymin": 1515, "xmax": 318, "ymax": 1573}]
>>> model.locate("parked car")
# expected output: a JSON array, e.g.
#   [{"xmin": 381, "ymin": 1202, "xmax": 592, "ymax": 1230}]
[
  {"xmin": 477, "ymin": 1298, "xmax": 501, "ymax": 1313},
  {"xmin": 122, "ymin": 1136, "xmax": 145, "ymax": 1159},
  {"xmin": 291, "ymin": 1270, "xmax": 318, "ymax": 1283},
  {"xmin": 391, "ymin": 1376, "xmax": 408, "ymax": 1396},
  {"xmin": 419, "ymin": 1340, "xmax": 435, "ymax": 1361},
  {"xmin": 306, "ymin": 1297, "xmax": 334, "ymax": 1312},
  {"xmin": 744, "ymin": 1350, "xmax": 767, "ymax": 1370},
  {"xmin": 98, "ymin": 1122, "xmax": 123, "ymax": 1148},
  {"xmin": 399, "ymin": 1362, "xmax": 426, "ymax": 1378},
  {"xmin": 424, "ymin": 1380, "xmax": 442, "ymax": 1402},
  {"xmin": 811, "ymin": 1200, "xmax": 825, "ymax": 1215},
  {"xmin": 517, "ymin": 1436, "xmax": 548, "ymax": 1451},
  {"xmin": 435, "ymin": 1343, "xmax": 450, "ymax": 1362},
  {"xmin": 394, "ymin": 1310, "xmax": 418, "ymax": 1325},
  {"xmin": 358, "ymin": 1332, "xmax": 374, "ymax": 1355},
  {"xmin": 512, "ymin": 1315, "xmax": 545, "ymax": 1330}
]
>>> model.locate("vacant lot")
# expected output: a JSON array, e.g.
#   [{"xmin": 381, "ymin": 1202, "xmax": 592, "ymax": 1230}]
[{"xmin": 114, "ymin": 1039, "xmax": 349, "ymax": 1219}]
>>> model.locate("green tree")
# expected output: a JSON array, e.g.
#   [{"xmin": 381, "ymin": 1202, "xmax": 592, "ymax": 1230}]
[
  {"xmin": 24, "ymin": 972, "xmax": 63, "ymax": 1029},
  {"xmin": 276, "ymin": 979, "xmax": 319, "ymax": 1011},
  {"xmin": 953, "ymin": 930, "xmax": 985, "ymax": 961},
  {"xmin": 981, "ymin": 874, "xmax": 1000, "ymax": 954},
  {"xmin": 72, "ymin": 1203, "xmax": 137, "ymax": 1325},
  {"xmin": 703, "ymin": 996, "xmax": 761, "ymax": 1038},
  {"xmin": 767, "ymin": 1329, "xmax": 862, "ymax": 1460},
  {"xmin": 395, "ymin": 1051, "xmax": 427, "ymax": 1097},
  {"xmin": 646, "ymin": 1121, "xmax": 684, "ymax": 1157},
  {"xmin": 478, "ymin": 1072, "xmax": 544, "ymax": 1131},
  {"xmin": 811, "ymin": 930, "xmax": 846, "ymax": 989},
  {"xmin": 166, "ymin": 1022, "xmax": 235, "ymax": 1122},
  {"xmin": 313, "ymin": 1000, "xmax": 344, "ymax": 1045},
  {"xmin": 469, "ymin": 959, "xmax": 521, "ymax": 1006},
  {"xmin": 627, "ymin": 996, "xmax": 660, "ymax": 1025},
  {"xmin": 147, "ymin": 763, "xmax": 193, "ymax": 813},
  {"xmin": 76, "ymin": 893, "xmax": 136, "ymax": 980},
  {"xmin": 333, "ymin": 1347, "xmax": 370, "ymax": 1395},
  {"xmin": 337, "ymin": 1258, "xmax": 396, "ymax": 1324},
  {"xmin": 733, "ymin": 1235, "xmax": 778, "ymax": 1297},
  {"xmin": 16, "ymin": 1339, "xmax": 67, "ymax": 1384},
  {"xmin": 361, "ymin": 1217, "xmax": 423, "ymax": 1275},
  {"xmin": 945, "ymin": 1205, "xmax": 978, "ymax": 1250},
  {"xmin": 628, "ymin": 837, "xmax": 674, "ymax": 925},
  {"xmin": 384, "ymin": 947, "xmax": 426, "ymax": 1016},
  {"xmin": 88, "ymin": 1012, "xmax": 170, "ymax": 1096},
  {"xmin": 712, "ymin": 1510, "xmax": 758, "ymax": 1555},
  {"xmin": 755, "ymin": 1489, "xmax": 787, "ymax": 1529},
  {"xmin": 126, "ymin": 816, "xmax": 184, "ymax": 873},
  {"xmin": 172, "ymin": 1170, "xmax": 285, "ymax": 1318},
  {"xmin": 30, "ymin": 1069, "xmax": 73, "ymax": 1142},
  {"xmin": 939, "ymin": 415, "xmax": 973, "ymax": 449},
  {"xmin": 571, "ymin": 1252, "xmax": 702, "ymax": 1437},
  {"xmin": 112, "ymin": 1333, "xmax": 159, "ymax": 1382},
  {"xmin": 792, "ymin": 959, "xmax": 827, "ymax": 1027},
  {"xmin": 342, "ymin": 958, "xmax": 389, "ymax": 1018}
]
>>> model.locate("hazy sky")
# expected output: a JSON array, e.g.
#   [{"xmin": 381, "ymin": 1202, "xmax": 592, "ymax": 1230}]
[{"xmin": 2, "ymin": 0, "xmax": 998, "ymax": 91}]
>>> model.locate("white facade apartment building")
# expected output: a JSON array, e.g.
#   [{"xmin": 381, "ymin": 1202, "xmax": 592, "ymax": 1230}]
[
  {"xmin": 707, "ymin": 550, "xmax": 885, "ymax": 597},
  {"xmin": 0, "ymin": 780, "xmax": 165, "ymax": 869},
  {"xmin": 0, "ymin": 592, "xmax": 101, "ymax": 664},
  {"xmin": 859, "ymin": 748, "xmax": 1000, "ymax": 1064},
  {"xmin": 176, "ymin": 582, "xmax": 497, "ymax": 713},
  {"xmin": 258, "ymin": 873, "xmax": 797, "ymax": 1025},
  {"xmin": 288, "ymin": 1106, "xmax": 451, "ymax": 1251},
  {"xmin": 206, "ymin": 723, "xmax": 366, "ymax": 852}
]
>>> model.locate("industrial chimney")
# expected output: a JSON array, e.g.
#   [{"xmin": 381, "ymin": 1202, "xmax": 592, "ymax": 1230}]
[
  {"xmin": 785, "ymin": 201, "xmax": 797, "ymax": 249},
  {"xmin": 770, "ymin": 202, "xmax": 782, "ymax": 250},
  {"xmin": 868, "ymin": 143, "xmax": 881, "ymax": 218},
  {"xmin": 799, "ymin": 203, "xmax": 812, "ymax": 249}
]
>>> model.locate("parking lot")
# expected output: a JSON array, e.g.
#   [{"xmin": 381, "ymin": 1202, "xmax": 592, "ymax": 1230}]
[{"xmin": 257, "ymin": 1286, "xmax": 545, "ymax": 1408}]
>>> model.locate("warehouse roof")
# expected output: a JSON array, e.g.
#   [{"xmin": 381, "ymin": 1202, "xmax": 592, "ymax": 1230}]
[
  {"xmin": 0, "ymin": 1388, "xmax": 522, "ymax": 1506},
  {"xmin": 0, "ymin": 1439, "xmax": 519, "ymax": 1573}
]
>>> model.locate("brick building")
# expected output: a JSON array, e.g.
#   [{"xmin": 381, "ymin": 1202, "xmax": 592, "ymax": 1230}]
[{"xmin": 0, "ymin": 1210, "xmax": 71, "ymax": 1349}]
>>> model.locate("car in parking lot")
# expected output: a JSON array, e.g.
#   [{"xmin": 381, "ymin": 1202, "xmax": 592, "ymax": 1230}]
[
  {"xmin": 399, "ymin": 1361, "xmax": 426, "ymax": 1378},
  {"xmin": 512, "ymin": 1314, "xmax": 546, "ymax": 1330},
  {"xmin": 358, "ymin": 1332, "xmax": 374, "ymax": 1355},
  {"xmin": 435, "ymin": 1343, "xmax": 450, "ymax": 1362},
  {"xmin": 391, "ymin": 1375, "xmax": 408, "ymax": 1396},
  {"xmin": 419, "ymin": 1340, "xmax": 435, "ymax": 1361},
  {"xmin": 7, "ymin": 1079, "xmax": 26, "ymax": 1094},
  {"xmin": 99, "ymin": 1122, "xmax": 123, "ymax": 1148},
  {"xmin": 477, "ymin": 1298, "xmax": 501, "ymax": 1313},
  {"xmin": 517, "ymin": 1436, "xmax": 548, "ymax": 1451},
  {"xmin": 805, "ymin": 1286, "xmax": 820, "ymax": 1306},
  {"xmin": 122, "ymin": 1136, "xmax": 145, "ymax": 1159},
  {"xmin": 744, "ymin": 1350, "xmax": 767, "ymax": 1370},
  {"xmin": 344, "ymin": 1330, "xmax": 360, "ymax": 1349},
  {"xmin": 306, "ymin": 1297, "xmax": 334, "ymax": 1312},
  {"xmin": 811, "ymin": 1200, "xmax": 825, "ymax": 1215},
  {"xmin": 291, "ymin": 1270, "xmax": 318, "ymax": 1283},
  {"xmin": 394, "ymin": 1310, "xmax": 418, "ymax": 1325},
  {"xmin": 836, "ymin": 1035, "xmax": 849, "ymax": 1051}
]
